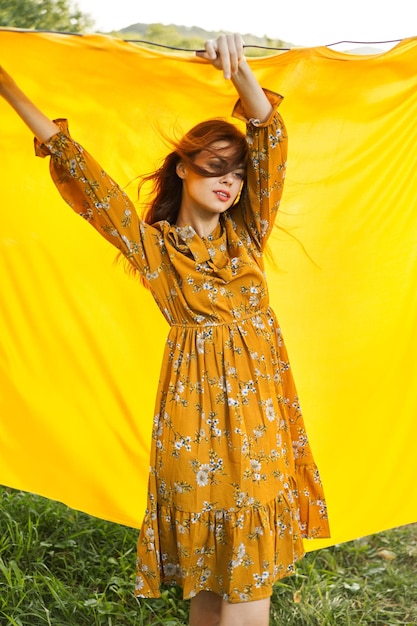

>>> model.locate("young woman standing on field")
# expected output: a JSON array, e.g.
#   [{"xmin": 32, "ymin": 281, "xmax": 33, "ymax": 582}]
[{"xmin": 0, "ymin": 33, "xmax": 329, "ymax": 626}]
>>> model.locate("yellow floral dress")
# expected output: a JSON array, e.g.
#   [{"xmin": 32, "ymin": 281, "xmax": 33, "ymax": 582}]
[{"xmin": 36, "ymin": 92, "xmax": 330, "ymax": 603}]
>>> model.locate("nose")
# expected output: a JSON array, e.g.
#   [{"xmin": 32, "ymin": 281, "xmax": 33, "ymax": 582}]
[{"xmin": 220, "ymin": 171, "xmax": 233, "ymax": 185}]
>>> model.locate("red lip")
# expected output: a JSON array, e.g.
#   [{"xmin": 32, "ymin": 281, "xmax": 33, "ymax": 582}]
[{"xmin": 214, "ymin": 190, "xmax": 231, "ymax": 201}]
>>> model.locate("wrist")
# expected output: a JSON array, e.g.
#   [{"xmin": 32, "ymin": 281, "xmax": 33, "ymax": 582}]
[{"xmin": 232, "ymin": 57, "xmax": 251, "ymax": 83}]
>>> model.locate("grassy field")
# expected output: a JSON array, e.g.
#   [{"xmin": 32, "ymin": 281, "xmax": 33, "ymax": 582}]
[{"xmin": 0, "ymin": 487, "xmax": 416, "ymax": 625}]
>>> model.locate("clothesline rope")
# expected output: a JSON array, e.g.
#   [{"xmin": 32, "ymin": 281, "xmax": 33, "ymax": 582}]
[
  {"xmin": 0, "ymin": 28, "xmax": 406, "ymax": 50},
  {"xmin": 126, "ymin": 39, "xmax": 405, "ymax": 51}
]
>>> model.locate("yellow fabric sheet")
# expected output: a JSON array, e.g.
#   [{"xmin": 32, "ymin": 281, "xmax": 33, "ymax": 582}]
[{"xmin": 1, "ymin": 30, "xmax": 416, "ymax": 549}]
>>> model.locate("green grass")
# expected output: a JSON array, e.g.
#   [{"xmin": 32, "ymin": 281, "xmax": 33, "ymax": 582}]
[{"xmin": 0, "ymin": 487, "xmax": 416, "ymax": 625}]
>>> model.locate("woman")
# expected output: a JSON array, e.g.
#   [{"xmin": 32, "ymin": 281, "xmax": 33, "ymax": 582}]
[{"xmin": 0, "ymin": 34, "xmax": 329, "ymax": 626}]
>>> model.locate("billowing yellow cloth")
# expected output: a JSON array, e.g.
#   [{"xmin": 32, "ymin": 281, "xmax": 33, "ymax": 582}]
[{"xmin": 0, "ymin": 30, "xmax": 416, "ymax": 550}]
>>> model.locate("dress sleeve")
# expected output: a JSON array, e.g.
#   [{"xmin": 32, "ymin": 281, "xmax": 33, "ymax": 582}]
[
  {"xmin": 232, "ymin": 90, "xmax": 288, "ymax": 251},
  {"xmin": 34, "ymin": 119, "xmax": 162, "ymax": 275}
]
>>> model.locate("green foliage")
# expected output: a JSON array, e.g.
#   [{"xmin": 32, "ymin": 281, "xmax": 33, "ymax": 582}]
[
  {"xmin": 0, "ymin": 5, "xmax": 288, "ymax": 55},
  {"xmin": 118, "ymin": 23, "xmax": 207, "ymax": 56},
  {"xmin": 0, "ymin": 0, "xmax": 94, "ymax": 33},
  {"xmin": 112, "ymin": 23, "xmax": 288, "ymax": 57},
  {"xmin": 1, "ymin": 487, "xmax": 416, "ymax": 625}
]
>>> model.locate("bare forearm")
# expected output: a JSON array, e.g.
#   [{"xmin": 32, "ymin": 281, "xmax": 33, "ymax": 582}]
[
  {"xmin": 195, "ymin": 35, "xmax": 273, "ymax": 124},
  {"xmin": 0, "ymin": 67, "xmax": 59, "ymax": 142},
  {"xmin": 231, "ymin": 58, "xmax": 273, "ymax": 123}
]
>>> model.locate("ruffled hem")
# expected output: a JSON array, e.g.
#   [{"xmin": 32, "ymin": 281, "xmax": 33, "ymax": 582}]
[
  {"xmin": 135, "ymin": 490, "xmax": 308, "ymax": 603},
  {"xmin": 294, "ymin": 463, "xmax": 331, "ymax": 540},
  {"xmin": 135, "ymin": 460, "xmax": 330, "ymax": 603}
]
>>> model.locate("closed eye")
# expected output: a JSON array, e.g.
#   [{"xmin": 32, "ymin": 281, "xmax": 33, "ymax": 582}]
[
  {"xmin": 233, "ymin": 169, "xmax": 245, "ymax": 180},
  {"xmin": 206, "ymin": 159, "xmax": 224, "ymax": 173}
]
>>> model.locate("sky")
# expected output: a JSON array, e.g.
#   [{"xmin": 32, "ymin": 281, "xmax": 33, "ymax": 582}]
[{"xmin": 74, "ymin": 0, "xmax": 416, "ymax": 48}]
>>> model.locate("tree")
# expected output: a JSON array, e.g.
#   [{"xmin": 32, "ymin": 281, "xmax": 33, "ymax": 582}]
[{"xmin": 0, "ymin": 0, "xmax": 94, "ymax": 33}]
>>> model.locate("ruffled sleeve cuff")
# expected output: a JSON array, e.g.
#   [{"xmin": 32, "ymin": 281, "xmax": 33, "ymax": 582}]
[
  {"xmin": 34, "ymin": 118, "xmax": 71, "ymax": 158},
  {"xmin": 232, "ymin": 89, "xmax": 284, "ymax": 127}
]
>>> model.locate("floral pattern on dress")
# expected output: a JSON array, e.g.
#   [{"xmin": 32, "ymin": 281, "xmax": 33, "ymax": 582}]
[{"xmin": 35, "ymin": 90, "xmax": 330, "ymax": 603}]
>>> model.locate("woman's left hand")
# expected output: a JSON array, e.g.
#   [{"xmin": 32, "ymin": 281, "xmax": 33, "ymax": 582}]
[{"xmin": 196, "ymin": 33, "xmax": 246, "ymax": 80}]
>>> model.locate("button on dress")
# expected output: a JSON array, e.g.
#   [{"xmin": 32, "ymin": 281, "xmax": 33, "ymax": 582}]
[{"xmin": 36, "ymin": 92, "xmax": 330, "ymax": 603}]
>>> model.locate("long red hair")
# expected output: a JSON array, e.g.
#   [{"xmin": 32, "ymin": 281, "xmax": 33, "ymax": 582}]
[{"xmin": 140, "ymin": 118, "xmax": 248, "ymax": 225}]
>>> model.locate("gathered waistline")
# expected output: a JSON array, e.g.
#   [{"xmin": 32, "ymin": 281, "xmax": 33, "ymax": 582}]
[{"xmin": 169, "ymin": 307, "xmax": 273, "ymax": 329}]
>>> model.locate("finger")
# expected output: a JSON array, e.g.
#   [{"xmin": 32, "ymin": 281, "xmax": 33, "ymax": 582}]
[
  {"xmin": 216, "ymin": 35, "xmax": 232, "ymax": 80},
  {"xmin": 195, "ymin": 41, "xmax": 213, "ymax": 61},
  {"xmin": 232, "ymin": 33, "xmax": 245, "ymax": 62},
  {"xmin": 229, "ymin": 33, "xmax": 245, "ymax": 76},
  {"xmin": 204, "ymin": 38, "xmax": 219, "ymax": 61},
  {"xmin": 195, "ymin": 49, "xmax": 209, "ymax": 60},
  {"xmin": 226, "ymin": 34, "xmax": 241, "ymax": 76},
  {"xmin": 195, "ymin": 38, "xmax": 219, "ymax": 63}
]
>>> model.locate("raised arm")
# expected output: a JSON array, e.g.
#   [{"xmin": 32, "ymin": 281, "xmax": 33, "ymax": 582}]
[
  {"xmin": 0, "ymin": 66, "xmax": 59, "ymax": 142},
  {"xmin": 196, "ymin": 33, "xmax": 273, "ymax": 123},
  {"xmin": 197, "ymin": 34, "xmax": 287, "ymax": 250},
  {"xmin": 0, "ymin": 65, "xmax": 162, "ymax": 278}
]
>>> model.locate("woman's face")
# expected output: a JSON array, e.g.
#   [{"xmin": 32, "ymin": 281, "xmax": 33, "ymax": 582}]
[{"xmin": 177, "ymin": 141, "xmax": 246, "ymax": 222}]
